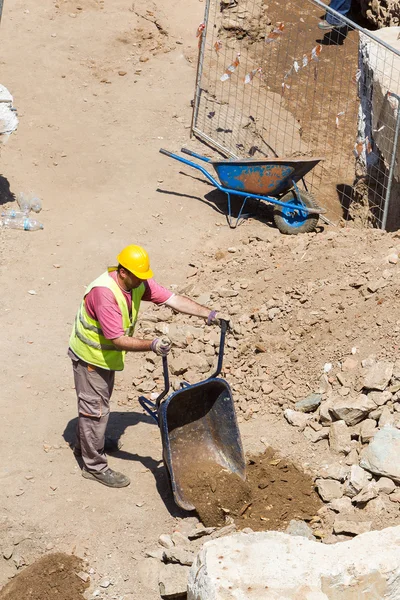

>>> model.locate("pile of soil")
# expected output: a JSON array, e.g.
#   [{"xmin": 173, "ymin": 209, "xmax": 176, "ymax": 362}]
[
  {"xmin": 183, "ymin": 449, "xmax": 322, "ymax": 530},
  {"xmin": 0, "ymin": 554, "xmax": 89, "ymax": 600}
]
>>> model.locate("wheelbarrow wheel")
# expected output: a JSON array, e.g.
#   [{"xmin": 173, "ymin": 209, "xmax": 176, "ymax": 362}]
[{"xmin": 273, "ymin": 189, "xmax": 319, "ymax": 235}]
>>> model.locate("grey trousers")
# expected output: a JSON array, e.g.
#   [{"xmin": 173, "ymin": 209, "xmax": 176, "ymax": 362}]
[{"xmin": 70, "ymin": 351, "xmax": 115, "ymax": 473}]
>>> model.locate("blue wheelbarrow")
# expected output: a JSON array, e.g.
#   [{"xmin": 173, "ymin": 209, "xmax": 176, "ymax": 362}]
[
  {"xmin": 138, "ymin": 320, "xmax": 245, "ymax": 511},
  {"xmin": 160, "ymin": 147, "xmax": 326, "ymax": 234}
]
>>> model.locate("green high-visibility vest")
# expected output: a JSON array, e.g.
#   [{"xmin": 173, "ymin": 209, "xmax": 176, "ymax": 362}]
[{"xmin": 69, "ymin": 270, "xmax": 145, "ymax": 371}]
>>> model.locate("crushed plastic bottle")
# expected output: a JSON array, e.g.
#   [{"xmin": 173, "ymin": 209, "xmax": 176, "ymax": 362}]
[
  {"xmin": 16, "ymin": 192, "xmax": 42, "ymax": 214},
  {"xmin": 0, "ymin": 216, "xmax": 43, "ymax": 231}
]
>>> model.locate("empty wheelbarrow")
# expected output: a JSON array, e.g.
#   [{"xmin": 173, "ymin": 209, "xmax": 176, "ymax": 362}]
[
  {"xmin": 160, "ymin": 147, "xmax": 326, "ymax": 234},
  {"xmin": 138, "ymin": 320, "xmax": 245, "ymax": 511}
]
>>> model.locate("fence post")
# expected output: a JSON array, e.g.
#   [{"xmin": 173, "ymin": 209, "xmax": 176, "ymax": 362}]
[
  {"xmin": 190, "ymin": 0, "xmax": 211, "ymax": 138},
  {"xmin": 381, "ymin": 92, "xmax": 400, "ymax": 231}
]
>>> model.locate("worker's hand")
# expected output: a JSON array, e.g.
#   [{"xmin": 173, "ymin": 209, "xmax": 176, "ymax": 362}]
[
  {"xmin": 151, "ymin": 336, "xmax": 172, "ymax": 357},
  {"xmin": 207, "ymin": 310, "xmax": 231, "ymax": 329}
]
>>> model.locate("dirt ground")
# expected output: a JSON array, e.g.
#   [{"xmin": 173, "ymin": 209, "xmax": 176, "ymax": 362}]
[
  {"xmin": 0, "ymin": 0, "xmax": 399, "ymax": 599},
  {"xmin": 0, "ymin": 554, "xmax": 88, "ymax": 600},
  {"xmin": 182, "ymin": 449, "xmax": 321, "ymax": 530}
]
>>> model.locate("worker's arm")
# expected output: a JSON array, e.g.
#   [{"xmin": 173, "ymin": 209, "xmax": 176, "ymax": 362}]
[
  {"xmin": 164, "ymin": 294, "xmax": 211, "ymax": 319},
  {"xmin": 111, "ymin": 336, "xmax": 153, "ymax": 352}
]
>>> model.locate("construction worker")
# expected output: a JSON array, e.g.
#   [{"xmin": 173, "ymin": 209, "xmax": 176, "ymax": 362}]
[{"xmin": 68, "ymin": 244, "xmax": 226, "ymax": 488}]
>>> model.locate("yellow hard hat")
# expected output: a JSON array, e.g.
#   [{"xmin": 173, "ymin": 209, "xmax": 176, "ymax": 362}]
[{"xmin": 117, "ymin": 245, "xmax": 153, "ymax": 280}]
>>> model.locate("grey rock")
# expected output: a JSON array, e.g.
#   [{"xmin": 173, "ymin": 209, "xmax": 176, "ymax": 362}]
[
  {"xmin": 315, "ymin": 478, "xmax": 343, "ymax": 502},
  {"xmin": 187, "ymin": 526, "xmax": 216, "ymax": 540},
  {"xmin": 285, "ymin": 520, "xmax": 316, "ymax": 540},
  {"xmin": 360, "ymin": 419, "xmax": 378, "ymax": 443},
  {"xmin": 368, "ymin": 390, "xmax": 392, "ymax": 406},
  {"xmin": 318, "ymin": 463, "xmax": 349, "ymax": 482},
  {"xmin": 284, "ymin": 409, "xmax": 310, "ymax": 429},
  {"xmin": 303, "ymin": 426, "xmax": 329, "ymax": 443},
  {"xmin": 376, "ymin": 476, "xmax": 396, "ymax": 494},
  {"xmin": 378, "ymin": 406, "xmax": 394, "ymax": 428},
  {"xmin": 99, "ymin": 578, "xmax": 111, "ymax": 588},
  {"xmin": 159, "ymin": 563, "xmax": 190, "ymax": 599},
  {"xmin": 363, "ymin": 361, "xmax": 393, "ymax": 391},
  {"xmin": 209, "ymin": 524, "xmax": 237, "ymax": 540},
  {"xmin": 330, "ymin": 394, "xmax": 376, "ymax": 426},
  {"xmin": 158, "ymin": 534, "xmax": 175, "ymax": 549},
  {"xmin": 344, "ymin": 465, "xmax": 371, "ymax": 498},
  {"xmin": 295, "ymin": 393, "xmax": 322, "ymax": 413},
  {"xmin": 345, "ymin": 447, "xmax": 359, "ymax": 466},
  {"xmin": 360, "ymin": 426, "xmax": 400, "ymax": 482},
  {"xmin": 329, "ymin": 496, "xmax": 353, "ymax": 513},
  {"xmin": 333, "ymin": 519, "xmax": 372, "ymax": 536},
  {"xmin": 329, "ymin": 420, "xmax": 351, "ymax": 454},
  {"xmin": 352, "ymin": 482, "xmax": 378, "ymax": 504},
  {"xmin": 171, "ymin": 531, "xmax": 190, "ymax": 548},
  {"xmin": 389, "ymin": 490, "xmax": 400, "ymax": 503},
  {"xmin": 162, "ymin": 548, "xmax": 194, "ymax": 566}
]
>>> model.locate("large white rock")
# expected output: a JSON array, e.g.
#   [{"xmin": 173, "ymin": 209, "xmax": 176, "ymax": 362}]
[
  {"xmin": 188, "ymin": 528, "xmax": 400, "ymax": 599},
  {"xmin": 360, "ymin": 425, "xmax": 400, "ymax": 482}
]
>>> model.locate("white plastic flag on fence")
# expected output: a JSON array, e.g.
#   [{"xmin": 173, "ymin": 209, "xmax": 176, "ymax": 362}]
[
  {"xmin": 196, "ymin": 23, "xmax": 205, "ymax": 47},
  {"xmin": 354, "ymin": 137, "xmax": 372, "ymax": 157},
  {"xmin": 336, "ymin": 111, "xmax": 345, "ymax": 128},
  {"xmin": 265, "ymin": 22, "xmax": 284, "ymax": 43},
  {"xmin": 244, "ymin": 67, "xmax": 262, "ymax": 84},
  {"xmin": 214, "ymin": 40, "xmax": 223, "ymax": 53},
  {"xmin": 220, "ymin": 53, "xmax": 240, "ymax": 82},
  {"xmin": 352, "ymin": 69, "xmax": 361, "ymax": 85},
  {"xmin": 282, "ymin": 44, "xmax": 322, "ymax": 84}
]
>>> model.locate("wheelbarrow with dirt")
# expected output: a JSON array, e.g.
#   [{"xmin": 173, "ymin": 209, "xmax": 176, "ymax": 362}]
[
  {"xmin": 159, "ymin": 147, "xmax": 326, "ymax": 234},
  {"xmin": 138, "ymin": 320, "xmax": 245, "ymax": 511}
]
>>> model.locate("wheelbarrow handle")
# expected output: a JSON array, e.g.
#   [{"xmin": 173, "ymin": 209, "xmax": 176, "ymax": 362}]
[
  {"xmin": 209, "ymin": 318, "xmax": 228, "ymax": 379},
  {"xmin": 180, "ymin": 147, "xmax": 212, "ymax": 163}
]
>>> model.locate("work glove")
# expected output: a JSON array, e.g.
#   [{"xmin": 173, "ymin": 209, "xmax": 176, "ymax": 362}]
[
  {"xmin": 151, "ymin": 336, "xmax": 172, "ymax": 357},
  {"xmin": 207, "ymin": 310, "xmax": 231, "ymax": 329}
]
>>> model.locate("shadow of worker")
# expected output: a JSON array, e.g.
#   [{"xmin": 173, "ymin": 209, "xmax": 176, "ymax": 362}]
[{"xmin": 62, "ymin": 410, "xmax": 189, "ymax": 518}]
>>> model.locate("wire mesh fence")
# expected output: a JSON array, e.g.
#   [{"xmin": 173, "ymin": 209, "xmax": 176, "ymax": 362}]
[{"xmin": 191, "ymin": 0, "xmax": 400, "ymax": 230}]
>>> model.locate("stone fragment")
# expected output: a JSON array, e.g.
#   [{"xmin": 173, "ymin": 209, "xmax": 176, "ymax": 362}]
[
  {"xmin": 344, "ymin": 447, "xmax": 359, "ymax": 466},
  {"xmin": 209, "ymin": 524, "xmax": 237, "ymax": 540},
  {"xmin": 344, "ymin": 465, "xmax": 371, "ymax": 498},
  {"xmin": 171, "ymin": 532, "xmax": 190, "ymax": 548},
  {"xmin": 389, "ymin": 490, "xmax": 400, "ymax": 503},
  {"xmin": 168, "ymin": 357, "xmax": 188, "ymax": 376},
  {"xmin": 158, "ymin": 534, "xmax": 175, "ymax": 549},
  {"xmin": 99, "ymin": 578, "xmax": 111, "ymax": 588},
  {"xmin": 376, "ymin": 477, "xmax": 396, "ymax": 494},
  {"xmin": 162, "ymin": 548, "xmax": 194, "ymax": 566},
  {"xmin": 283, "ymin": 409, "xmax": 310, "ymax": 429},
  {"xmin": 330, "ymin": 395, "xmax": 376, "ymax": 426},
  {"xmin": 188, "ymin": 526, "xmax": 215, "ymax": 540},
  {"xmin": 329, "ymin": 496, "xmax": 353, "ymax": 513},
  {"xmin": 318, "ymin": 462, "xmax": 349, "ymax": 482},
  {"xmin": 303, "ymin": 427, "xmax": 329, "ymax": 443},
  {"xmin": 368, "ymin": 390, "xmax": 392, "ymax": 406},
  {"xmin": 360, "ymin": 426, "xmax": 400, "ymax": 482},
  {"xmin": 285, "ymin": 520, "xmax": 316, "ymax": 540},
  {"xmin": 319, "ymin": 400, "xmax": 334, "ymax": 424},
  {"xmin": 159, "ymin": 563, "xmax": 190, "ymax": 599},
  {"xmin": 378, "ymin": 406, "xmax": 394, "ymax": 428},
  {"xmin": 360, "ymin": 419, "xmax": 378, "ymax": 443},
  {"xmin": 329, "ymin": 420, "xmax": 351, "ymax": 454},
  {"xmin": 363, "ymin": 361, "xmax": 393, "ymax": 391},
  {"xmin": 295, "ymin": 393, "xmax": 322, "ymax": 413},
  {"xmin": 352, "ymin": 482, "xmax": 378, "ymax": 504},
  {"xmin": 341, "ymin": 357, "xmax": 359, "ymax": 372},
  {"xmin": 187, "ymin": 528, "xmax": 400, "ymax": 599},
  {"xmin": 2, "ymin": 547, "xmax": 13, "ymax": 560},
  {"xmin": 315, "ymin": 478, "xmax": 343, "ymax": 502},
  {"xmin": 333, "ymin": 519, "xmax": 372, "ymax": 536}
]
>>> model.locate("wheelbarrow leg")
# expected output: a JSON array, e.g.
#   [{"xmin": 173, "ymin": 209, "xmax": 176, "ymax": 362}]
[{"xmin": 226, "ymin": 193, "xmax": 252, "ymax": 229}]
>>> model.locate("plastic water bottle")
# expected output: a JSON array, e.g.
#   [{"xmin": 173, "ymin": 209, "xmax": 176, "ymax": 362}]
[
  {"xmin": 30, "ymin": 196, "xmax": 42, "ymax": 213},
  {"xmin": 0, "ymin": 216, "xmax": 44, "ymax": 231},
  {"xmin": 16, "ymin": 192, "xmax": 31, "ymax": 213},
  {"xmin": 1, "ymin": 209, "xmax": 28, "ymax": 219},
  {"xmin": 16, "ymin": 193, "xmax": 42, "ymax": 214}
]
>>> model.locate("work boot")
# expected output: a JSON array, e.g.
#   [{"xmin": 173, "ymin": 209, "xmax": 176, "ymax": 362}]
[
  {"xmin": 318, "ymin": 19, "xmax": 336, "ymax": 30},
  {"xmin": 82, "ymin": 468, "xmax": 130, "ymax": 488},
  {"xmin": 73, "ymin": 436, "xmax": 122, "ymax": 457}
]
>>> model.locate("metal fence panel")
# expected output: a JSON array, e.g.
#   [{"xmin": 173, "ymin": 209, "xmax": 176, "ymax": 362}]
[{"xmin": 192, "ymin": 0, "xmax": 400, "ymax": 229}]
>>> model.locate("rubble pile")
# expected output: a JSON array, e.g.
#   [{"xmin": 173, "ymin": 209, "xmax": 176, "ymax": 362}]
[{"xmin": 129, "ymin": 226, "xmax": 400, "ymax": 545}]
